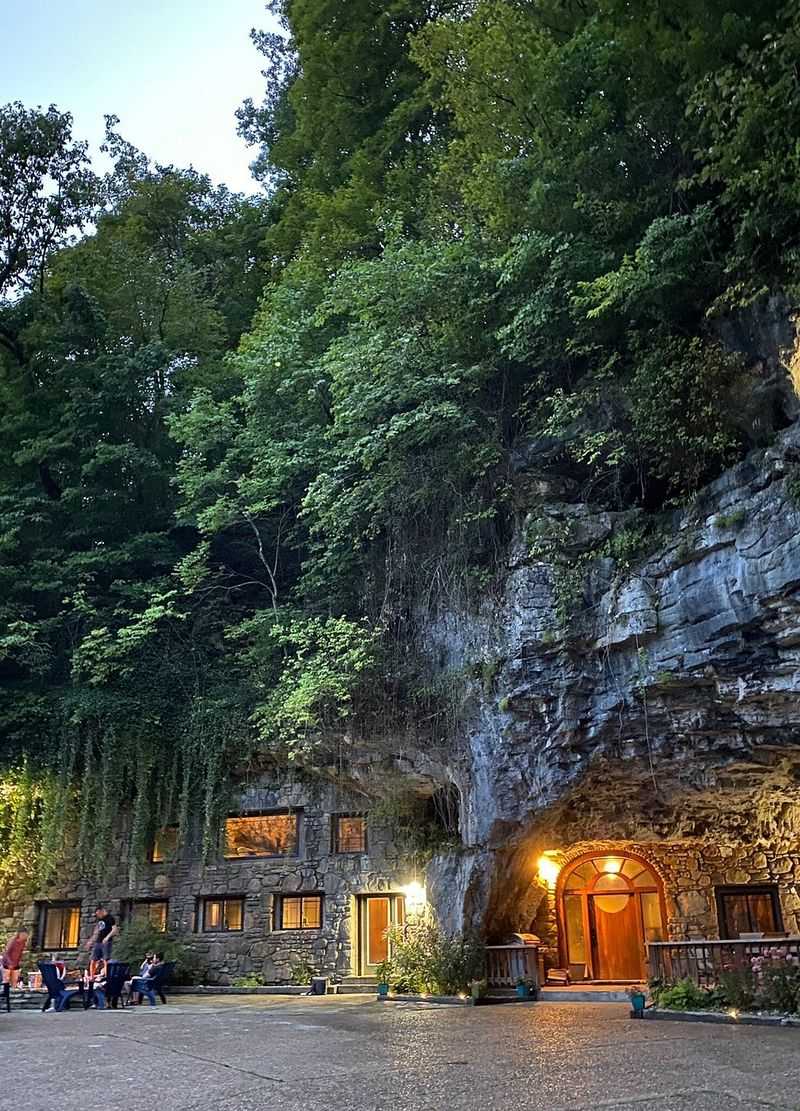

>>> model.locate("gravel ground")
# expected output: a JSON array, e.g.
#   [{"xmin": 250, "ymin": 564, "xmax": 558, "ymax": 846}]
[{"xmin": 4, "ymin": 994, "xmax": 797, "ymax": 1111}]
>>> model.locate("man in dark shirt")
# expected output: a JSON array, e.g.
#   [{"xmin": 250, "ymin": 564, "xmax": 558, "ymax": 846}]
[{"xmin": 85, "ymin": 906, "xmax": 118, "ymax": 974}]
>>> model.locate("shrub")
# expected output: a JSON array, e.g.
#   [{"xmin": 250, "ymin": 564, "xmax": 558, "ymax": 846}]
[
  {"xmin": 289, "ymin": 957, "xmax": 315, "ymax": 985},
  {"xmin": 752, "ymin": 948, "xmax": 800, "ymax": 1014},
  {"xmin": 382, "ymin": 914, "xmax": 484, "ymax": 995},
  {"xmin": 232, "ymin": 973, "xmax": 267, "ymax": 987},
  {"xmin": 649, "ymin": 977, "xmax": 715, "ymax": 1011},
  {"xmin": 112, "ymin": 921, "xmax": 205, "ymax": 986},
  {"xmin": 719, "ymin": 967, "xmax": 758, "ymax": 1011}
]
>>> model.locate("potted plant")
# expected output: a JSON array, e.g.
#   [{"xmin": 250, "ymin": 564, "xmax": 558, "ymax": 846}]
[
  {"xmin": 375, "ymin": 959, "xmax": 393, "ymax": 998},
  {"xmin": 627, "ymin": 985, "xmax": 647, "ymax": 1017},
  {"xmin": 516, "ymin": 976, "xmax": 537, "ymax": 1000}
]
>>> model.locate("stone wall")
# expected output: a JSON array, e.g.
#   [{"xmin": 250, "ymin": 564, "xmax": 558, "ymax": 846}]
[{"xmin": 0, "ymin": 779, "xmax": 410, "ymax": 984}]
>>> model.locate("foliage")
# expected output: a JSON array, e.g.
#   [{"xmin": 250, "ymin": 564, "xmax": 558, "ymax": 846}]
[
  {"xmin": 289, "ymin": 956, "xmax": 315, "ymax": 985},
  {"xmin": 3, "ymin": 0, "xmax": 800, "ymax": 883},
  {"xmin": 648, "ymin": 977, "xmax": 718, "ymax": 1011},
  {"xmin": 382, "ymin": 914, "xmax": 485, "ymax": 995},
  {"xmin": 112, "ymin": 920, "xmax": 205, "ymax": 986},
  {"xmin": 232, "ymin": 973, "xmax": 267, "ymax": 987}
]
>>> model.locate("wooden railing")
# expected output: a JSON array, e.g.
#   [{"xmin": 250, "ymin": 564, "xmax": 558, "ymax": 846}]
[
  {"xmin": 647, "ymin": 938, "xmax": 800, "ymax": 987},
  {"xmin": 485, "ymin": 945, "xmax": 540, "ymax": 989}
]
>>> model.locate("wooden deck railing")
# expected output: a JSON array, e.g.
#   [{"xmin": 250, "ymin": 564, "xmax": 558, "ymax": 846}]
[
  {"xmin": 485, "ymin": 944, "xmax": 540, "ymax": 988},
  {"xmin": 647, "ymin": 938, "xmax": 800, "ymax": 987}
]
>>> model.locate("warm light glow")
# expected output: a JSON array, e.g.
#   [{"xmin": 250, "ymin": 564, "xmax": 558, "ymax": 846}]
[
  {"xmin": 401, "ymin": 881, "xmax": 427, "ymax": 913},
  {"xmin": 538, "ymin": 854, "xmax": 561, "ymax": 886},
  {"xmin": 728, "ymin": 1008, "xmax": 739, "ymax": 1020},
  {"xmin": 458, "ymin": 993, "xmax": 466, "ymax": 1000},
  {"xmin": 603, "ymin": 857, "xmax": 624, "ymax": 875}
]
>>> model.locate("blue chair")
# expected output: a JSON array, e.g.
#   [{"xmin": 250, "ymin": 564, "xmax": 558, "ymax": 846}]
[
  {"xmin": 92, "ymin": 961, "xmax": 130, "ymax": 1009},
  {"xmin": 38, "ymin": 962, "xmax": 81, "ymax": 1012},
  {"xmin": 130, "ymin": 961, "xmax": 173, "ymax": 1006}
]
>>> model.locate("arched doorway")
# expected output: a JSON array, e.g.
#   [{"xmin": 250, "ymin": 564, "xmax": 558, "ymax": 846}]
[{"xmin": 557, "ymin": 852, "xmax": 665, "ymax": 981}]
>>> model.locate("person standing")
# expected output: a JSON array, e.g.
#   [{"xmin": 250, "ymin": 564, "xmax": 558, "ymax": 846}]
[
  {"xmin": 85, "ymin": 906, "xmax": 118, "ymax": 974},
  {"xmin": 1, "ymin": 928, "xmax": 28, "ymax": 989}
]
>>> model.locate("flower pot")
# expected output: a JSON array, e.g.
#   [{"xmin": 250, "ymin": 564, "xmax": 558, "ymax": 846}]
[
  {"xmin": 377, "ymin": 983, "xmax": 389, "ymax": 998},
  {"xmin": 516, "ymin": 984, "xmax": 532, "ymax": 999},
  {"xmin": 629, "ymin": 991, "xmax": 646, "ymax": 1017}
]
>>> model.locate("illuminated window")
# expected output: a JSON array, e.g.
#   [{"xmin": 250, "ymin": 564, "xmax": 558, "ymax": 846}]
[
  {"xmin": 40, "ymin": 903, "xmax": 81, "ymax": 949},
  {"xmin": 716, "ymin": 885, "xmax": 783, "ymax": 938},
  {"xmin": 126, "ymin": 900, "xmax": 168, "ymax": 932},
  {"xmin": 276, "ymin": 894, "xmax": 322, "ymax": 930},
  {"xmin": 200, "ymin": 896, "xmax": 244, "ymax": 932},
  {"xmin": 224, "ymin": 813, "xmax": 298, "ymax": 858},
  {"xmin": 150, "ymin": 827, "xmax": 178, "ymax": 863},
  {"xmin": 333, "ymin": 815, "xmax": 367, "ymax": 854}
]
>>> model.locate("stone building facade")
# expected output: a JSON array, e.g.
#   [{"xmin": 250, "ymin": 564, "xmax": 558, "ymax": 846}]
[{"xmin": 3, "ymin": 779, "xmax": 415, "ymax": 984}]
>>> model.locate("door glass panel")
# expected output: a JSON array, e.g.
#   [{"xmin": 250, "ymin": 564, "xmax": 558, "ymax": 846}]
[
  {"xmin": 593, "ymin": 893, "xmax": 631, "ymax": 914},
  {"xmin": 600, "ymin": 857, "xmax": 624, "ymax": 875},
  {"xmin": 641, "ymin": 892, "xmax": 664, "ymax": 941},
  {"xmin": 564, "ymin": 894, "xmax": 586, "ymax": 963},
  {"xmin": 565, "ymin": 862, "xmax": 595, "ymax": 889},
  {"xmin": 633, "ymin": 868, "xmax": 657, "ymax": 888},
  {"xmin": 594, "ymin": 872, "xmax": 627, "ymax": 892},
  {"xmin": 622, "ymin": 858, "xmax": 645, "ymax": 879}
]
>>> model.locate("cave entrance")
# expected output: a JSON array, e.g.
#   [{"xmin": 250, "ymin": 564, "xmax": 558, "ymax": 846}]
[{"xmin": 557, "ymin": 851, "xmax": 665, "ymax": 981}]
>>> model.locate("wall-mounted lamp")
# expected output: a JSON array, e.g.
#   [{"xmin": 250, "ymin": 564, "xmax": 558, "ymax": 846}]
[
  {"xmin": 537, "ymin": 854, "xmax": 561, "ymax": 888},
  {"xmin": 401, "ymin": 881, "xmax": 427, "ymax": 914}
]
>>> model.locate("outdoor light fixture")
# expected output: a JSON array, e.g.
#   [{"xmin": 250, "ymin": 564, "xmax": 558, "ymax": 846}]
[
  {"xmin": 401, "ymin": 880, "xmax": 427, "ymax": 913},
  {"xmin": 538, "ymin": 854, "xmax": 561, "ymax": 887}
]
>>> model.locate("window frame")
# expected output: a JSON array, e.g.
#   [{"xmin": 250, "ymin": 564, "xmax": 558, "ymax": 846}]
[
  {"xmin": 198, "ymin": 895, "xmax": 245, "ymax": 933},
  {"xmin": 332, "ymin": 813, "xmax": 367, "ymax": 855},
  {"xmin": 123, "ymin": 898, "xmax": 169, "ymax": 932},
  {"xmin": 223, "ymin": 810, "xmax": 299, "ymax": 860},
  {"xmin": 275, "ymin": 893, "xmax": 323, "ymax": 931},
  {"xmin": 39, "ymin": 901, "xmax": 82, "ymax": 950},
  {"xmin": 715, "ymin": 884, "xmax": 784, "ymax": 938},
  {"xmin": 149, "ymin": 826, "xmax": 179, "ymax": 864}
]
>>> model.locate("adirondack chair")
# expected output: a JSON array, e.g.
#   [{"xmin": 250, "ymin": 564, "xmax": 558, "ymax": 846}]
[
  {"xmin": 130, "ymin": 960, "xmax": 174, "ymax": 1006},
  {"xmin": 38, "ymin": 961, "xmax": 81, "ymax": 1012},
  {"xmin": 93, "ymin": 961, "xmax": 130, "ymax": 1009}
]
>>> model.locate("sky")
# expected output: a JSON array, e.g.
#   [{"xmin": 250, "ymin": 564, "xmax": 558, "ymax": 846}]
[{"xmin": 2, "ymin": 0, "xmax": 278, "ymax": 194}]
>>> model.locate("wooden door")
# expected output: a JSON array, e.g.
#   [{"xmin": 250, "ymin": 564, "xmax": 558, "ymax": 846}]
[
  {"xmin": 590, "ymin": 893, "xmax": 645, "ymax": 980},
  {"xmin": 359, "ymin": 896, "xmax": 404, "ymax": 973}
]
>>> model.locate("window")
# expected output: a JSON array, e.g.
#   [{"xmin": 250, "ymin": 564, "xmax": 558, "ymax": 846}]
[
  {"xmin": 40, "ymin": 903, "xmax": 81, "ymax": 949},
  {"xmin": 199, "ymin": 896, "xmax": 244, "ymax": 932},
  {"xmin": 150, "ymin": 826, "xmax": 178, "ymax": 863},
  {"xmin": 224, "ymin": 812, "xmax": 298, "ymax": 858},
  {"xmin": 125, "ymin": 900, "xmax": 168, "ymax": 932},
  {"xmin": 716, "ymin": 885, "xmax": 784, "ymax": 938},
  {"xmin": 276, "ymin": 894, "xmax": 322, "ymax": 930},
  {"xmin": 333, "ymin": 815, "xmax": 367, "ymax": 854}
]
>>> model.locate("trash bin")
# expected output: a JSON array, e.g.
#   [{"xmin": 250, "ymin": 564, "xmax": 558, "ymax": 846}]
[{"xmin": 310, "ymin": 976, "xmax": 328, "ymax": 995}]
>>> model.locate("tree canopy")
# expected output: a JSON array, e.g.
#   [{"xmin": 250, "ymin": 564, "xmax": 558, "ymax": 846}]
[{"xmin": 2, "ymin": 0, "xmax": 800, "ymax": 883}]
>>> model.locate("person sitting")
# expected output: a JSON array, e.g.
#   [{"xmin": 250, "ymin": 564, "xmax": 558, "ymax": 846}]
[
  {"xmin": 125, "ymin": 952, "xmax": 156, "ymax": 1005},
  {"xmin": 128, "ymin": 952, "xmax": 163, "ymax": 1004},
  {"xmin": 84, "ymin": 959, "xmax": 107, "ymax": 1009}
]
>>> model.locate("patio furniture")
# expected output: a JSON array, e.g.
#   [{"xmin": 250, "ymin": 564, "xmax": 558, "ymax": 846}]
[
  {"xmin": 38, "ymin": 961, "xmax": 81, "ymax": 1012},
  {"xmin": 130, "ymin": 961, "xmax": 174, "ymax": 1006},
  {"xmin": 93, "ymin": 961, "xmax": 130, "ymax": 1009}
]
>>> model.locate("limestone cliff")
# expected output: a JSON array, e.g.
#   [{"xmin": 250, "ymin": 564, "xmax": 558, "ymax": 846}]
[{"xmin": 425, "ymin": 412, "xmax": 800, "ymax": 938}]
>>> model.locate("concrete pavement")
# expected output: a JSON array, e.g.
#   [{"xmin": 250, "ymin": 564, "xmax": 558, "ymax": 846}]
[{"xmin": 4, "ymin": 994, "xmax": 797, "ymax": 1111}]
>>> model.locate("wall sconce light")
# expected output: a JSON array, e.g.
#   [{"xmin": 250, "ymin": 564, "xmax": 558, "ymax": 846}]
[
  {"xmin": 401, "ymin": 881, "xmax": 427, "ymax": 913},
  {"xmin": 537, "ymin": 854, "xmax": 561, "ymax": 887}
]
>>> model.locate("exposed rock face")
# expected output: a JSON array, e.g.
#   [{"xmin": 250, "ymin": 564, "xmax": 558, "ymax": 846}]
[{"xmin": 427, "ymin": 418, "xmax": 800, "ymax": 937}]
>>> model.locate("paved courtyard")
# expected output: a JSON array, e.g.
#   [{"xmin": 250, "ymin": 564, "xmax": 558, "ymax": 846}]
[{"xmin": 4, "ymin": 995, "xmax": 798, "ymax": 1111}]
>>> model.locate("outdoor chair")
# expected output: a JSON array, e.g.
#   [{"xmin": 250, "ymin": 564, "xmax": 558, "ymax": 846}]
[
  {"xmin": 129, "ymin": 960, "xmax": 174, "ymax": 1006},
  {"xmin": 93, "ymin": 961, "xmax": 130, "ymax": 1009},
  {"xmin": 38, "ymin": 961, "xmax": 81, "ymax": 1012}
]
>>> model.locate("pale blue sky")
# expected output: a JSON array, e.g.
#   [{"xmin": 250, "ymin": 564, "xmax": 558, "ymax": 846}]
[{"xmin": 2, "ymin": 0, "xmax": 279, "ymax": 193}]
